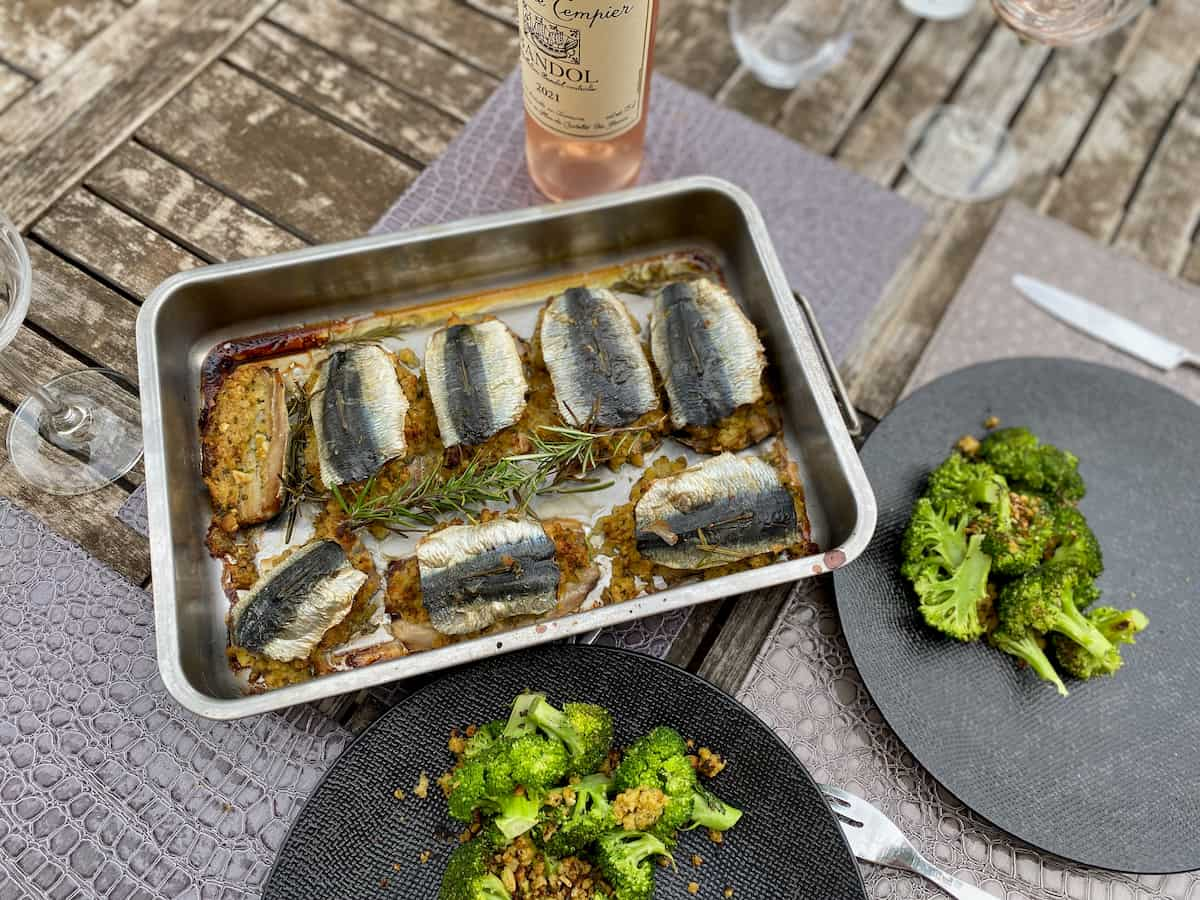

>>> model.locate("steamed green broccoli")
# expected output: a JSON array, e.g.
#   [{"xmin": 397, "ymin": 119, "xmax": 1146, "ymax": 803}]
[
  {"xmin": 593, "ymin": 830, "xmax": 672, "ymax": 900},
  {"xmin": 690, "ymin": 785, "xmax": 743, "ymax": 831},
  {"xmin": 901, "ymin": 498, "xmax": 993, "ymax": 642},
  {"xmin": 997, "ymin": 567, "xmax": 1113, "ymax": 661},
  {"xmin": 507, "ymin": 693, "xmax": 614, "ymax": 777},
  {"xmin": 979, "ymin": 427, "xmax": 1085, "ymax": 502},
  {"xmin": 979, "ymin": 491, "xmax": 1054, "ymax": 577},
  {"xmin": 1052, "ymin": 606, "xmax": 1149, "ymax": 680},
  {"xmin": 1046, "ymin": 504, "xmax": 1104, "ymax": 578},
  {"xmin": 447, "ymin": 733, "xmax": 565, "ymax": 836},
  {"xmin": 925, "ymin": 454, "xmax": 1011, "ymax": 521},
  {"xmin": 537, "ymin": 774, "xmax": 614, "ymax": 857},
  {"xmin": 438, "ymin": 832, "xmax": 510, "ymax": 900},
  {"xmin": 463, "ymin": 722, "xmax": 505, "ymax": 760},
  {"xmin": 901, "ymin": 497, "xmax": 968, "ymax": 582}
]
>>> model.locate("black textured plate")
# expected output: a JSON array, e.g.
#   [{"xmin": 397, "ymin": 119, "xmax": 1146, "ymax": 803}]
[
  {"xmin": 835, "ymin": 358, "xmax": 1200, "ymax": 874},
  {"xmin": 265, "ymin": 644, "xmax": 867, "ymax": 899}
]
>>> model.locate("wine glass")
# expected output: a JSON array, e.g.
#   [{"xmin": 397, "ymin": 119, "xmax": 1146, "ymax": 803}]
[
  {"xmin": 0, "ymin": 212, "xmax": 142, "ymax": 495},
  {"xmin": 903, "ymin": 0, "xmax": 1150, "ymax": 202},
  {"xmin": 730, "ymin": 0, "xmax": 858, "ymax": 89}
]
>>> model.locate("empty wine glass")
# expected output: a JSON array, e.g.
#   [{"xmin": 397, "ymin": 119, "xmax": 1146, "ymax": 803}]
[
  {"xmin": 730, "ymin": 0, "xmax": 857, "ymax": 89},
  {"xmin": 0, "ymin": 212, "xmax": 141, "ymax": 495},
  {"xmin": 904, "ymin": 0, "xmax": 1150, "ymax": 201}
]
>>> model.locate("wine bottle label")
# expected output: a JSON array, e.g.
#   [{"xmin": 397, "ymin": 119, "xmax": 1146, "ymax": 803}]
[{"xmin": 518, "ymin": 0, "xmax": 654, "ymax": 141}]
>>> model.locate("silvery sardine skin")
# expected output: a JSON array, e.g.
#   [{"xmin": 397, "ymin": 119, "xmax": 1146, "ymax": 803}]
[
  {"xmin": 634, "ymin": 453, "xmax": 799, "ymax": 570},
  {"xmin": 650, "ymin": 279, "xmax": 766, "ymax": 430},
  {"xmin": 418, "ymin": 518, "xmax": 560, "ymax": 635},
  {"xmin": 230, "ymin": 540, "xmax": 368, "ymax": 661},
  {"xmin": 425, "ymin": 319, "xmax": 528, "ymax": 447},
  {"xmin": 540, "ymin": 287, "xmax": 658, "ymax": 428},
  {"xmin": 311, "ymin": 344, "xmax": 409, "ymax": 487}
]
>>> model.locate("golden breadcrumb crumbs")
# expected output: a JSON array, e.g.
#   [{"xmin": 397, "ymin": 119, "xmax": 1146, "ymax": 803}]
[
  {"xmin": 707, "ymin": 829, "xmax": 724, "ymax": 844},
  {"xmin": 393, "ymin": 788, "xmax": 405, "ymax": 800},
  {"xmin": 392, "ymin": 864, "xmax": 401, "ymax": 872},
  {"xmin": 688, "ymin": 882, "xmax": 700, "ymax": 894},
  {"xmin": 448, "ymin": 730, "xmax": 468, "ymax": 757},
  {"xmin": 493, "ymin": 834, "xmax": 606, "ymax": 898},
  {"xmin": 957, "ymin": 434, "xmax": 981, "ymax": 455},
  {"xmin": 380, "ymin": 878, "xmax": 388, "ymax": 887},
  {"xmin": 984, "ymin": 415, "xmax": 1000, "ymax": 429},
  {"xmin": 724, "ymin": 888, "xmax": 734, "ymax": 897},
  {"xmin": 419, "ymin": 851, "xmax": 431, "ymax": 864},
  {"xmin": 691, "ymin": 855, "xmax": 703, "ymax": 867},
  {"xmin": 693, "ymin": 747, "xmax": 727, "ymax": 777},
  {"xmin": 686, "ymin": 739, "xmax": 696, "ymax": 750},
  {"xmin": 414, "ymin": 771, "xmax": 430, "ymax": 798},
  {"xmin": 613, "ymin": 786, "xmax": 667, "ymax": 830}
]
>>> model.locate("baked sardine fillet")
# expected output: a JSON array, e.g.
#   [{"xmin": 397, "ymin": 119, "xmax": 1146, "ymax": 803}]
[
  {"xmin": 540, "ymin": 287, "xmax": 658, "ymax": 428},
  {"xmin": 418, "ymin": 518, "xmax": 560, "ymax": 635},
  {"xmin": 650, "ymin": 279, "xmax": 766, "ymax": 431},
  {"xmin": 230, "ymin": 540, "xmax": 368, "ymax": 661},
  {"xmin": 634, "ymin": 453, "xmax": 799, "ymax": 570},
  {"xmin": 202, "ymin": 364, "xmax": 289, "ymax": 533},
  {"xmin": 311, "ymin": 344, "xmax": 409, "ymax": 487},
  {"xmin": 425, "ymin": 318, "xmax": 528, "ymax": 448}
]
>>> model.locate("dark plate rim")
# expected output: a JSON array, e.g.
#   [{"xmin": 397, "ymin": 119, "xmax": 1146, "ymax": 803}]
[
  {"xmin": 835, "ymin": 355, "xmax": 1197, "ymax": 876},
  {"xmin": 265, "ymin": 642, "xmax": 870, "ymax": 898}
]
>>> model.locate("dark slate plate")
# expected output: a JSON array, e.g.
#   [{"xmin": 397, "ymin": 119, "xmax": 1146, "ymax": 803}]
[
  {"xmin": 835, "ymin": 357, "xmax": 1200, "ymax": 874},
  {"xmin": 265, "ymin": 644, "xmax": 867, "ymax": 899}
]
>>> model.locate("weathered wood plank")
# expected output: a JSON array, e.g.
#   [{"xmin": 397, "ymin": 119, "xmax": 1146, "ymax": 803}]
[
  {"xmin": 464, "ymin": 0, "xmax": 515, "ymax": 26},
  {"xmin": 1046, "ymin": 1, "xmax": 1200, "ymax": 242},
  {"xmin": 86, "ymin": 142, "xmax": 307, "ymax": 263},
  {"xmin": 25, "ymin": 242, "xmax": 139, "ymax": 381},
  {"xmin": 1111, "ymin": 72, "xmax": 1200, "ymax": 274},
  {"xmin": 0, "ymin": 65, "xmax": 31, "ymax": 113},
  {"xmin": 696, "ymin": 584, "xmax": 794, "ymax": 694},
  {"xmin": 0, "ymin": 402, "xmax": 149, "ymax": 584},
  {"xmin": 349, "ymin": 0, "xmax": 519, "ymax": 78},
  {"xmin": 1180, "ymin": 239, "xmax": 1200, "ymax": 287},
  {"xmin": 0, "ymin": 0, "xmax": 277, "ymax": 230},
  {"xmin": 654, "ymin": 0, "xmax": 741, "ymax": 96},
  {"xmin": 33, "ymin": 189, "xmax": 203, "ymax": 301},
  {"xmin": 835, "ymin": 7, "xmax": 997, "ymax": 188},
  {"xmin": 139, "ymin": 63, "xmax": 418, "ymax": 243},
  {"xmin": 269, "ymin": 0, "xmax": 498, "ymax": 122},
  {"xmin": 718, "ymin": 0, "xmax": 918, "ymax": 155},
  {"xmin": 0, "ymin": 0, "xmax": 124, "ymax": 80},
  {"xmin": 844, "ymin": 25, "xmax": 1132, "ymax": 420},
  {"xmin": 226, "ymin": 22, "xmax": 461, "ymax": 166}
]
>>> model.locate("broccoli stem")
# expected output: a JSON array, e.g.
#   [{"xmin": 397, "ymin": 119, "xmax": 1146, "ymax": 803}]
[
  {"xmin": 690, "ymin": 786, "xmax": 742, "ymax": 831},
  {"xmin": 527, "ymin": 696, "xmax": 583, "ymax": 761},
  {"xmin": 1050, "ymin": 602, "xmax": 1114, "ymax": 660},
  {"xmin": 992, "ymin": 631, "xmax": 1068, "ymax": 696},
  {"xmin": 503, "ymin": 692, "xmax": 542, "ymax": 738},
  {"xmin": 478, "ymin": 875, "xmax": 511, "ymax": 899},
  {"xmin": 493, "ymin": 792, "xmax": 543, "ymax": 840}
]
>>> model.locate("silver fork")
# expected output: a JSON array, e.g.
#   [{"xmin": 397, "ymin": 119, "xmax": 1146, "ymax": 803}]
[{"xmin": 820, "ymin": 784, "xmax": 997, "ymax": 900}]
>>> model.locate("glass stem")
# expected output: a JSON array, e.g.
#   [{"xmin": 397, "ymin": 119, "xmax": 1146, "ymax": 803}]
[{"xmin": 0, "ymin": 353, "xmax": 82, "ymax": 436}]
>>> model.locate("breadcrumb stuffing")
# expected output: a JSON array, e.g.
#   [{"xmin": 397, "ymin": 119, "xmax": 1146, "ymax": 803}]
[
  {"xmin": 692, "ymin": 747, "xmax": 727, "ymax": 777},
  {"xmin": 957, "ymin": 434, "xmax": 981, "ymax": 455},
  {"xmin": 419, "ymin": 851, "xmax": 431, "ymax": 864},
  {"xmin": 612, "ymin": 786, "xmax": 667, "ymax": 830},
  {"xmin": 691, "ymin": 855, "xmax": 703, "ymax": 867},
  {"xmin": 392, "ymin": 788, "xmax": 405, "ymax": 800},
  {"xmin": 984, "ymin": 415, "xmax": 1000, "ymax": 429},
  {"xmin": 707, "ymin": 829, "xmax": 724, "ymax": 844},
  {"xmin": 414, "ymin": 771, "xmax": 430, "ymax": 798},
  {"xmin": 724, "ymin": 888, "xmax": 734, "ymax": 897},
  {"xmin": 688, "ymin": 882, "xmax": 700, "ymax": 894}
]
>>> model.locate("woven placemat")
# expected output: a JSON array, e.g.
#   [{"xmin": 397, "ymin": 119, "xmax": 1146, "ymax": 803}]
[
  {"xmin": 0, "ymin": 499, "xmax": 349, "ymax": 899},
  {"xmin": 737, "ymin": 202, "xmax": 1200, "ymax": 897}
]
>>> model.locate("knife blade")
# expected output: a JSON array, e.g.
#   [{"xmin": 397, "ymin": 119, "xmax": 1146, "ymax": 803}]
[{"xmin": 1012, "ymin": 274, "xmax": 1197, "ymax": 372}]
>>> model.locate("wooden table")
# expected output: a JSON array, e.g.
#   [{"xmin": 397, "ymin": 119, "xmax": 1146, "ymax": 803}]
[{"xmin": 2, "ymin": 0, "xmax": 1198, "ymax": 730}]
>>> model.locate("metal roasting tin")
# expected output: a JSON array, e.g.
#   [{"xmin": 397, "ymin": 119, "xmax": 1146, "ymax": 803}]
[{"xmin": 138, "ymin": 176, "xmax": 877, "ymax": 719}]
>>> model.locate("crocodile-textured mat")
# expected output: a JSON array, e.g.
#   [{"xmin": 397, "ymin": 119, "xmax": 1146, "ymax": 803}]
[
  {"xmin": 264, "ymin": 644, "xmax": 868, "ymax": 900},
  {"xmin": 834, "ymin": 357, "xmax": 1200, "ymax": 874}
]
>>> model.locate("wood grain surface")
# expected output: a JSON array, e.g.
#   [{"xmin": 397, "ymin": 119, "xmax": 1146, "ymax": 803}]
[{"xmin": 1, "ymin": 0, "xmax": 1198, "ymax": 722}]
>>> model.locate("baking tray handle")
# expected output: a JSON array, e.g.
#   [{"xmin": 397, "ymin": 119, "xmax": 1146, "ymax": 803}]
[{"xmin": 792, "ymin": 292, "xmax": 862, "ymax": 438}]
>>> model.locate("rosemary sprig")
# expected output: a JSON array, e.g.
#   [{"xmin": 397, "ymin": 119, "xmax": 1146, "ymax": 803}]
[{"xmin": 280, "ymin": 389, "xmax": 328, "ymax": 542}]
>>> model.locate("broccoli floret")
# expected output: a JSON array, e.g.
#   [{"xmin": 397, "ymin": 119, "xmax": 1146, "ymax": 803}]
[
  {"xmin": 492, "ymin": 788, "xmax": 546, "ymax": 841},
  {"xmin": 506, "ymin": 693, "xmax": 614, "ymax": 777},
  {"xmin": 997, "ymin": 567, "xmax": 1113, "ymax": 660},
  {"xmin": 538, "ymin": 774, "xmax": 614, "ymax": 857},
  {"xmin": 447, "ymin": 734, "xmax": 564, "ymax": 830},
  {"xmin": 690, "ymin": 785, "xmax": 743, "ymax": 831},
  {"xmin": 593, "ymin": 830, "xmax": 672, "ymax": 900},
  {"xmin": 910, "ymin": 531, "xmax": 993, "ymax": 642},
  {"xmin": 1052, "ymin": 606, "xmax": 1148, "ymax": 680},
  {"xmin": 979, "ymin": 427, "xmax": 1085, "ymax": 502},
  {"xmin": 925, "ymin": 454, "xmax": 1011, "ymax": 521},
  {"xmin": 990, "ymin": 627, "xmax": 1068, "ymax": 696},
  {"xmin": 439, "ymin": 834, "xmax": 510, "ymax": 900},
  {"xmin": 1046, "ymin": 505, "xmax": 1104, "ymax": 578},
  {"xmin": 901, "ymin": 497, "xmax": 968, "ymax": 582},
  {"xmin": 612, "ymin": 728, "xmax": 695, "ymax": 842},
  {"xmin": 979, "ymin": 491, "xmax": 1054, "ymax": 577},
  {"xmin": 463, "ymin": 722, "xmax": 504, "ymax": 760},
  {"xmin": 448, "ymin": 756, "xmax": 490, "ymax": 821}
]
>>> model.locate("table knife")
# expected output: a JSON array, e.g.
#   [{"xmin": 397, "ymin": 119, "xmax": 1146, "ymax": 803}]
[{"xmin": 1012, "ymin": 274, "xmax": 1199, "ymax": 372}]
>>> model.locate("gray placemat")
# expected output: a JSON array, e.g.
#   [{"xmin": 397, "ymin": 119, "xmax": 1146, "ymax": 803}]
[
  {"xmin": 736, "ymin": 582, "xmax": 1197, "ymax": 898},
  {"xmin": 906, "ymin": 201, "xmax": 1200, "ymax": 402},
  {"xmin": 0, "ymin": 498, "xmax": 349, "ymax": 899}
]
